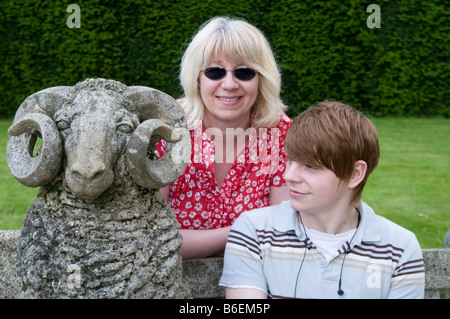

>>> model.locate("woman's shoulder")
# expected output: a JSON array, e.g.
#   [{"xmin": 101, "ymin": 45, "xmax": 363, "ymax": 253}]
[
  {"xmin": 275, "ymin": 113, "xmax": 292, "ymax": 130},
  {"xmin": 280, "ymin": 113, "xmax": 292, "ymax": 124}
]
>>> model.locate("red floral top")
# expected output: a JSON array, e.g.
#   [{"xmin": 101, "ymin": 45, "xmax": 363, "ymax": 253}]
[{"xmin": 157, "ymin": 115, "xmax": 292, "ymax": 230}]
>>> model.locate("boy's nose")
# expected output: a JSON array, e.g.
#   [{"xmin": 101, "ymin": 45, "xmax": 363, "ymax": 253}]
[{"xmin": 284, "ymin": 161, "xmax": 303, "ymax": 183}]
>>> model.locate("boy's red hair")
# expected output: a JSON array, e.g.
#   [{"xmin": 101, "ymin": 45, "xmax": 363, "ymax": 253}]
[{"xmin": 285, "ymin": 101, "xmax": 380, "ymax": 204}]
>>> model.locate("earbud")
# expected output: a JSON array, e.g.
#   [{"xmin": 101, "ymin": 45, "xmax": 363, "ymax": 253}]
[{"xmin": 337, "ymin": 279, "xmax": 344, "ymax": 296}]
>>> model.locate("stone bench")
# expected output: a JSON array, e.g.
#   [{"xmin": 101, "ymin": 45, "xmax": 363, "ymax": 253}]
[{"xmin": 1, "ymin": 230, "xmax": 449, "ymax": 299}]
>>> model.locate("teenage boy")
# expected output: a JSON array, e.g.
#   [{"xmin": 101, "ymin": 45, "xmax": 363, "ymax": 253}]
[{"xmin": 219, "ymin": 101, "xmax": 425, "ymax": 298}]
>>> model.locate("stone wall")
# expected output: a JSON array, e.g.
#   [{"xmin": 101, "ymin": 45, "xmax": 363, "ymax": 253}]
[
  {"xmin": 0, "ymin": 231, "xmax": 20, "ymax": 299},
  {"xmin": 1, "ymin": 230, "xmax": 449, "ymax": 299}
]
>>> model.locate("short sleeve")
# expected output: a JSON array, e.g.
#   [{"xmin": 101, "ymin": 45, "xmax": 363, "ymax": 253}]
[
  {"xmin": 219, "ymin": 213, "xmax": 268, "ymax": 293},
  {"xmin": 387, "ymin": 233, "xmax": 425, "ymax": 299}
]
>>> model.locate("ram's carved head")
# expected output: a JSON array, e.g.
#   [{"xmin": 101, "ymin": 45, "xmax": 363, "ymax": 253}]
[{"xmin": 7, "ymin": 78, "xmax": 190, "ymax": 201}]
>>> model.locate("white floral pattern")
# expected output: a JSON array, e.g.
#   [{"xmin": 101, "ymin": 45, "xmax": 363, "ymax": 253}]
[{"xmin": 157, "ymin": 115, "xmax": 292, "ymax": 229}]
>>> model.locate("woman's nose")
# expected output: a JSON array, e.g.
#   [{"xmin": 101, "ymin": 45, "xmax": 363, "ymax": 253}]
[{"xmin": 221, "ymin": 71, "xmax": 239, "ymax": 90}]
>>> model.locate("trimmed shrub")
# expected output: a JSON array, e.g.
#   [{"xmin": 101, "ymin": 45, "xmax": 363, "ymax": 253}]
[{"xmin": 0, "ymin": 0, "xmax": 448, "ymax": 118}]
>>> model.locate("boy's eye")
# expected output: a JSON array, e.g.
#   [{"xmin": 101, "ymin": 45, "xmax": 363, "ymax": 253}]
[{"xmin": 306, "ymin": 164, "xmax": 324, "ymax": 171}]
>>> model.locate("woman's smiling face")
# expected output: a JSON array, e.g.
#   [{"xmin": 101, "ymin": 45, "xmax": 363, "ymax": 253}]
[{"xmin": 199, "ymin": 52, "xmax": 259, "ymax": 127}]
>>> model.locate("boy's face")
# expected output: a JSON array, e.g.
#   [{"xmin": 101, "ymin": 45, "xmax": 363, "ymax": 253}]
[{"xmin": 284, "ymin": 160, "xmax": 352, "ymax": 215}]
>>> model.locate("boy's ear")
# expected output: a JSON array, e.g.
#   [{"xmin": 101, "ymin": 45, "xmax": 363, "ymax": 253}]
[{"xmin": 347, "ymin": 160, "xmax": 367, "ymax": 189}]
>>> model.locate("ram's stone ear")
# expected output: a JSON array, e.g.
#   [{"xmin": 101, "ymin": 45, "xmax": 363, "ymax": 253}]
[{"xmin": 6, "ymin": 86, "xmax": 71, "ymax": 187}]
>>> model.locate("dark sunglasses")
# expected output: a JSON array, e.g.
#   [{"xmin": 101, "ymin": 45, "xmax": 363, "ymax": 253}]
[{"xmin": 201, "ymin": 67, "xmax": 259, "ymax": 81}]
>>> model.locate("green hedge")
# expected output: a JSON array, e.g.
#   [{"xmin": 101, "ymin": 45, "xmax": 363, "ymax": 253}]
[{"xmin": 0, "ymin": 0, "xmax": 448, "ymax": 119}]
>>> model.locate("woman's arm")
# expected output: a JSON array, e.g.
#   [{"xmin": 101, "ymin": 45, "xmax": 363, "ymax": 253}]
[
  {"xmin": 226, "ymin": 288, "xmax": 267, "ymax": 299},
  {"xmin": 160, "ymin": 186, "xmax": 287, "ymax": 260},
  {"xmin": 160, "ymin": 186, "xmax": 231, "ymax": 259},
  {"xmin": 179, "ymin": 226, "xmax": 231, "ymax": 259}
]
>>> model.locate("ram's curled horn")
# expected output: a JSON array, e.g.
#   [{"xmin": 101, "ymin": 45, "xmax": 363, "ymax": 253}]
[
  {"xmin": 6, "ymin": 87, "xmax": 71, "ymax": 187},
  {"xmin": 124, "ymin": 86, "xmax": 191, "ymax": 189},
  {"xmin": 125, "ymin": 119, "xmax": 187, "ymax": 189},
  {"xmin": 8, "ymin": 113, "xmax": 62, "ymax": 187},
  {"xmin": 124, "ymin": 86, "xmax": 185, "ymax": 124}
]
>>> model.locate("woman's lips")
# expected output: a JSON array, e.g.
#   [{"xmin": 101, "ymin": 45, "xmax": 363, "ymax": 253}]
[{"xmin": 216, "ymin": 96, "xmax": 242, "ymax": 105}]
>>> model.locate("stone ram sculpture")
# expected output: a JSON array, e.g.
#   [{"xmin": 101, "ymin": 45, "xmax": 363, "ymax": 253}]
[{"xmin": 6, "ymin": 78, "xmax": 191, "ymax": 298}]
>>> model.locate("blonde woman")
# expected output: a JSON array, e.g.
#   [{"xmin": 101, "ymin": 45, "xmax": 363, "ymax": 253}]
[{"xmin": 159, "ymin": 16, "xmax": 291, "ymax": 259}]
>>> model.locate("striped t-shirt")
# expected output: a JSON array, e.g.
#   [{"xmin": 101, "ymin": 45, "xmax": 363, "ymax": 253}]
[{"xmin": 219, "ymin": 200, "xmax": 425, "ymax": 298}]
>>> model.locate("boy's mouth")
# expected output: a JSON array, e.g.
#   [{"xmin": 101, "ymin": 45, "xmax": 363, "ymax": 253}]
[{"xmin": 289, "ymin": 189, "xmax": 309, "ymax": 197}]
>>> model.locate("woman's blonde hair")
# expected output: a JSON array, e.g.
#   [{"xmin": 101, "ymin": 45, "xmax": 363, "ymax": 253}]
[{"xmin": 179, "ymin": 16, "xmax": 287, "ymax": 130}]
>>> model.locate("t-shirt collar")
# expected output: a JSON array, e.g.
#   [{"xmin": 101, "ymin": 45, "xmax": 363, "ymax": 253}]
[{"xmin": 271, "ymin": 200, "xmax": 381, "ymax": 244}]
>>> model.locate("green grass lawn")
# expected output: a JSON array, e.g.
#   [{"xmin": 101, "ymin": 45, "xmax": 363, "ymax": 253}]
[
  {"xmin": 0, "ymin": 119, "xmax": 40, "ymax": 229},
  {"xmin": 0, "ymin": 117, "xmax": 448, "ymax": 248},
  {"xmin": 362, "ymin": 118, "xmax": 449, "ymax": 249}
]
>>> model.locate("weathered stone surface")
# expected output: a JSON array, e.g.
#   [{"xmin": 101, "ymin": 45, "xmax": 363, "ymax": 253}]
[
  {"xmin": 423, "ymin": 249, "xmax": 450, "ymax": 289},
  {"xmin": 0, "ymin": 231, "xmax": 449, "ymax": 299},
  {"xmin": 182, "ymin": 258, "xmax": 225, "ymax": 299},
  {"xmin": 423, "ymin": 248, "xmax": 450, "ymax": 299},
  {"xmin": 16, "ymin": 187, "xmax": 183, "ymax": 299},
  {"xmin": 5, "ymin": 78, "xmax": 190, "ymax": 298},
  {"xmin": 0, "ymin": 230, "xmax": 21, "ymax": 298}
]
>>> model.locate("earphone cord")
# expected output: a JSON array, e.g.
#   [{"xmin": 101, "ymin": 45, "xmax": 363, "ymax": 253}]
[
  {"xmin": 293, "ymin": 243, "xmax": 307, "ymax": 298},
  {"xmin": 294, "ymin": 208, "xmax": 361, "ymax": 298},
  {"xmin": 337, "ymin": 208, "xmax": 361, "ymax": 296},
  {"xmin": 294, "ymin": 212, "xmax": 309, "ymax": 298}
]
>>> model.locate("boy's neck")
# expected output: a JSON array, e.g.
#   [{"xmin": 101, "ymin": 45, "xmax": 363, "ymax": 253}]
[{"xmin": 298, "ymin": 205, "xmax": 360, "ymax": 235}]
